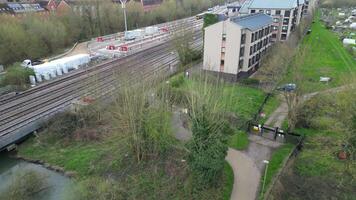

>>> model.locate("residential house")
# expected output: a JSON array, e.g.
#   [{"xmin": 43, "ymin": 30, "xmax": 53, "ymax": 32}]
[{"xmin": 203, "ymin": 13, "xmax": 273, "ymax": 81}]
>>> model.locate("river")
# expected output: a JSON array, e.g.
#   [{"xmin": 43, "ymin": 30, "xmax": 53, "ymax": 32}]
[{"xmin": 0, "ymin": 152, "xmax": 73, "ymax": 200}]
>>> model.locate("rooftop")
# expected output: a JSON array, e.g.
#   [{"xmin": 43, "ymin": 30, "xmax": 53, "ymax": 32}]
[
  {"xmin": 230, "ymin": 13, "xmax": 272, "ymax": 31},
  {"xmin": 247, "ymin": 0, "xmax": 298, "ymax": 9}
]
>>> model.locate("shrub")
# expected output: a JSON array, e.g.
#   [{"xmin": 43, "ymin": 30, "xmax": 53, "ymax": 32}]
[
  {"xmin": 188, "ymin": 106, "xmax": 234, "ymax": 188},
  {"xmin": 1, "ymin": 63, "xmax": 34, "ymax": 87},
  {"xmin": 170, "ymin": 74, "xmax": 185, "ymax": 88}
]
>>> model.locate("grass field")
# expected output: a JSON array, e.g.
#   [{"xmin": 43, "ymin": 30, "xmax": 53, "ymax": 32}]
[
  {"xmin": 171, "ymin": 74, "xmax": 279, "ymax": 127},
  {"xmin": 287, "ymin": 12, "xmax": 356, "ymax": 93}
]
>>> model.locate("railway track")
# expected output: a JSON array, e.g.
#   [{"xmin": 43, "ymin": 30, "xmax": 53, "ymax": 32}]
[{"xmin": 0, "ymin": 17, "xmax": 204, "ymax": 150}]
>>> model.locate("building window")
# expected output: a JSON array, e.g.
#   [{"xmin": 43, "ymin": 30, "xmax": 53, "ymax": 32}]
[
  {"xmin": 241, "ymin": 33, "xmax": 246, "ymax": 44},
  {"xmin": 266, "ymin": 10, "xmax": 271, "ymax": 15},
  {"xmin": 283, "ymin": 18, "xmax": 289, "ymax": 25},
  {"xmin": 220, "ymin": 60, "xmax": 225, "ymax": 65},
  {"xmin": 284, "ymin": 10, "xmax": 291, "ymax": 17},
  {"xmin": 281, "ymin": 34, "xmax": 287, "ymax": 40},
  {"xmin": 240, "ymin": 47, "xmax": 245, "ymax": 57},
  {"xmin": 251, "ymin": 33, "xmax": 254, "ymax": 42},
  {"xmin": 251, "ymin": 9, "xmax": 255, "ymax": 13},
  {"xmin": 273, "ymin": 18, "xmax": 279, "ymax": 23},
  {"xmin": 252, "ymin": 56, "xmax": 255, "ymax": 64},
  {"xmin": 250, "ymin": 46, "xmax": 253, "ymax": 55},
  {"xmin": 253, "ymin": 44, "xmax": 257, "ymax": 53},
  {"xmin": 259, "ymin": 10, "xmax": 264, "ymax": 13},
  {"xmin": 238, "ymin": 59, "xmax": 244, "ymax": 69},
  {"xmin": 273, "ymin": 26, "xmax": 278, "ymax": 31},
  {"xmin": 221, "ymin": 47, "xmax": 226, "ymax": 52},
  {"xmin": 254, "ymin": 32, "xmax": 258, "ymax": 41},
  {"xmin": 282, "ymin": 26, "xmax": 288, "ymax": 32},
  {"xmin": 275, "ymin": 10, "xmax": 281, "ymax": 15},
  {"xmin": 248, "ymin": 59, "xmax": 252, "ymax": 67}
]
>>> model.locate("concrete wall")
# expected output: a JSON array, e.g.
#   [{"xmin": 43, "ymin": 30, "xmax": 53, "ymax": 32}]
[
  {"xmin": 224, "ymin": 21, "xmax": 242, "ymax": 75},
  {"xmin": 203, "ymin": 21, "xmax": 224, "ymax": 72}
]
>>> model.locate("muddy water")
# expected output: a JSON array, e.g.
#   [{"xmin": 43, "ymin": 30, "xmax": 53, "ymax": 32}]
[{"xmin": 0, "ymin": 153, "xmax": 73, "ymax": 200}]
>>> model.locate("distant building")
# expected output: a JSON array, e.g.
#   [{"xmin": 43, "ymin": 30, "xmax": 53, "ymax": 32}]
[
  {"xmin": 140, "ymin": 0, "xmax": 162, "ymax": 12},
  {"xmin": 203, "ymin": 13, "xmax": 273, "ymax": 81},
  {"xmin": 240, "ymin": 0, "xmax": 305, "ymax": 42},
  {"xmin": 0, "ymin": 1, "xmax": 46, "ymax": 16}
]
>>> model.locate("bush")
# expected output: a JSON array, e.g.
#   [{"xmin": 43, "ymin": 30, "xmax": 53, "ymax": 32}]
[
  {"xmin": 188, "ymin": 106, "xmax": 234, "ymax": 188},
  {"xmin": 1, "ymin": 63, "xmax": 34, "ymax": 87},
  {"xmin": 170, "ymin": 74, "xmax": 185, "ymax": 88}
]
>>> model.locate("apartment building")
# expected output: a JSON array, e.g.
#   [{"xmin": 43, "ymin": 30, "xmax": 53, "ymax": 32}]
[
  {"xmin": 240, "ymin": 0, "xmax": 304, "ymax": 41},
  {"xmin": 203, "ymin": 13, "xmax": 273, "ymax": 81}
]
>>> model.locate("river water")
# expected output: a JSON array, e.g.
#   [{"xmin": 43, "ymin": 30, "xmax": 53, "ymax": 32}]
[{"xmin": 0, "ymin": 153, "xmax": 73, "ymax": 200}]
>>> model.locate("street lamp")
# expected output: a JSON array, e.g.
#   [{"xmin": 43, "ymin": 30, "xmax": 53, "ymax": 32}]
[
  {"xmin": 120, "ymin": 0, "xmax": 128, "ymax": 33},
  {"xmin": 261, "ymin": 160, "xmax": 270, "ymax": 197}
]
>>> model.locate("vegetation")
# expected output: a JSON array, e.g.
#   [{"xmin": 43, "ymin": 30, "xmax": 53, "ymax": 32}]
[
  {"xmin": 0, "ymin": 0, "xmax": 223, "ymax": 66},
  {"xmin": 320, "ymin": 0, "xmax": 356, "ymax": 7},
  {"xmin": 203, "ymin": 13, "xmax": 219, "ymax": 28},
  {"xmin": 287, "ymin": 12, "xmax": 356, "ymax": 92},
  {"xmin": 228, "ymin": 130, "xmax": 249, "ymax": 150},
  {"xmin": 0, "ymin": 170, "xmax": 48, "ymax": 200},
  {"xmin": 223, "ymin": 162, "xmax": 234, "ymax": 200},
  {"xmin": 18, "ymin": 73, "xmax": 235, "ymax": 199},
  {"xmin": 185, "ymin": 75, "xmax": 234, "ymax": 187},
  {"xmin": 0, "ymin": 63, "xmax": 34, "ymax": 88},
  {"xmin": 270, "ymin": 88, "xmax": 356, "ymax": 200},
  {"xmin": 259, "ymin": 144, "xmax": 294, "ymax": 199}
]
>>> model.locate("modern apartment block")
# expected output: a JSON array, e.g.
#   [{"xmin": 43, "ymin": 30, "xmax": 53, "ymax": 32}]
[
  {"xmin": 203, "ymin": 13, "xmax": 273, "ymax": 81},
  {"xmin": 240, "ymin": 0, "xmax": 305, "ymax": 41}
]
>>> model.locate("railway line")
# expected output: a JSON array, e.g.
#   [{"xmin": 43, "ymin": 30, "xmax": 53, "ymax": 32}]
[{"xmin": 0, "ymin": 17, "xmax": 204, "ymax": 150}]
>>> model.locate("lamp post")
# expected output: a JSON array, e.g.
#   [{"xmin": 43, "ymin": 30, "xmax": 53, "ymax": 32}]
[
  {"xmin": 261, "ymin": 160, "xmax": 270, "ymax": 197},
  {"xmin": 120, "ymin": 0, "xmax": 128, "ymax": 33}
]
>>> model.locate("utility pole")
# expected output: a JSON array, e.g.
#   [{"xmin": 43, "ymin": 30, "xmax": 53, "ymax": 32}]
[{"xmin": 120, "ymin": 0, "xmax": 128, "ymax": 33}]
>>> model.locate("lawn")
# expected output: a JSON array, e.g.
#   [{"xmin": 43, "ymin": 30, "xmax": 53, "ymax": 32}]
[
  {"xmin": 170, "ymin": 74, "xmax": 279, "ymax": 128},
  {"xmin": 228, "ymin": 130, "xmax": 249, "ymax": 150},
  {"xmin": 287, "ymin": 12, "xmax": 356, "ymax": 93}
]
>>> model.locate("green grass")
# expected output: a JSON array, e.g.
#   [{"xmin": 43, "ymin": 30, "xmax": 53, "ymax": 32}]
[
  {"xmin": 173, "ymin": 74, "xmax": 277, "ymax": 125},
  {"xmin": 223, "ymin": 162, "xmax": 234, "ymax": 200},
  {"xmin": 259, "ymin": 143, "xmax": 294, "ymax": 199},
  {"xmin": 228, "ymin": 130, "xmax": 249, "ymax": 150},
  {"xmin": 18, "ymin": 137, "xmax": 120, "ymax": 178},
  {"xmin": 288, "ymin": 12, "xmax": 356, "ymax": 93},
  {"xmin": 258, "ymin": 94, "xmax": 280, "ymax": 124}
]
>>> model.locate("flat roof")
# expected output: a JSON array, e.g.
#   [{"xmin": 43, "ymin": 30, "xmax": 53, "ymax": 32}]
[
  {"xmin": 248, "ymin": 0, "xmax": 298, "ymax": 9},
  {"xmin": 230, "ymin": 13, "xmax": 272, "ymax": 31}
]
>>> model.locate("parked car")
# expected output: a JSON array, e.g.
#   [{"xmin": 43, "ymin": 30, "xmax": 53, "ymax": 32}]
[{"xmin": 277, "ymin": 83, "xmax": 296, "ymax": 92}]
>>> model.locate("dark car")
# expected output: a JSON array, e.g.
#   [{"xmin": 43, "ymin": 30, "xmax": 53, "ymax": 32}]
[{"xmin": 277, "ymin": 83, "xmax": 296, "ymax": 92}]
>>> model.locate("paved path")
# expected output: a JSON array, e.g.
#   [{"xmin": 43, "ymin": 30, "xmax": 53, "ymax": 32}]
[{"xmin": 226, "ymin": 148, "xmax": 261, "ymax": 200}]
